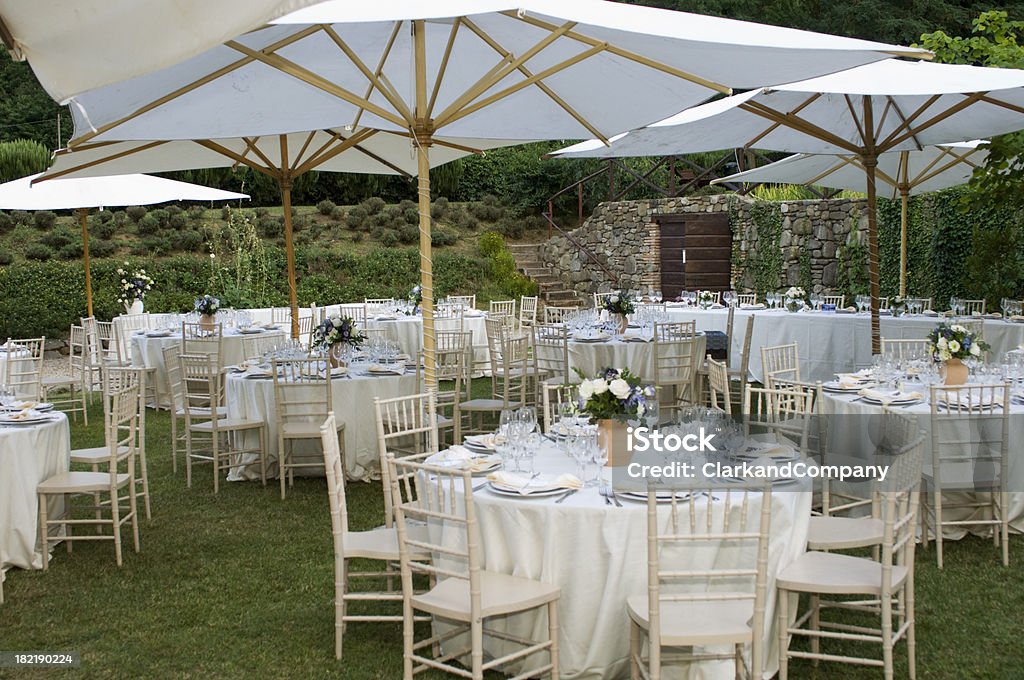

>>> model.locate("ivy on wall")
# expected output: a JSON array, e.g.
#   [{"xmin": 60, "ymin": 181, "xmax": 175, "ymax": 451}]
[{"xmin": 745, "ymin": 201, "xmax": 783, "ymax": 295}]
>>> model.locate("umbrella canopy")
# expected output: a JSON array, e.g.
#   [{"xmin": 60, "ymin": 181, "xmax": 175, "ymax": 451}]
[
  {"xmin": 711, "ymin": 141, "xmax": 988, "ymax": 295},
  {"xmin": 552, "ymin": 59, "xmax": 1024, "ymax": 351},
  {"xmin": 0, "ymin": 0, "xmax": 321, "ymax": 103},
  {"xmin": 48, "ymin": 0, "xmax": 927, "ymax": 382},
  {"xmin": 0, "ymin": 172, "xmax": 247, "ymax": 315}
]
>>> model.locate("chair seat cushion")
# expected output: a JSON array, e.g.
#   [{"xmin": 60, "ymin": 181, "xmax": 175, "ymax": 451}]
[
  {"xmin": 345, "ymin": 526, "xmax": 429, "ymax": 561},
  {"xmin": 177, "ymin": 405, "xmax": 228, "ymax": 418},
  {"xmin": 412, "ymin": 571, "xmax": 559, "ymax": 620},
  {"xmin": 191, "ymin": 418, "xmax": 265, "ymax": 432},
  {"xmin": 807, "ymin": 516, "xmax": 884, "ymax": 550},
  {"xmin": 777, "ymin": 551, "xmax": 908, "ymax": 595},
  {"xmin": 38, "ymin": 470, "xmax": 130, "ymax": 493},
  {"xmin": 459, "ymin": 399, "xmax": 522, "ymax": 411},
  {"xmin": 70, "ymin": 445, "xmax": 130, "ymax": 464},
  {"xmin": 627, "ymin": 596, "xmax": 754, "ymax": 646}
]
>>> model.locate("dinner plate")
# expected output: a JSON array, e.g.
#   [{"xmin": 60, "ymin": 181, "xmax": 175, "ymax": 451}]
[
  {"xmin": 236, "ymin": 327, "xmax": 264, "ymax": 335},
  {"xmin": 487, "ymin": 482, "xmax": 568, "ymax": 498},
  {"xmin": 822, "ymin": 381, "xmax": 872, "ymax": 393},
  {"xmin": 0, "ymin": 413, "xmax": 54, "ymax": 425},
  {"xmin": 573, "ymin": 336, "xmax": 609, "ymax": 343},
  {"xmin": 367, "ymin": 367, "xmax": 404, "ymax": 375},
  {"xmin": 859, "ymin": 394, "xmax": 922, "ymax": 407},
  {"xmin": 715, "ymin": 476, "xmax": 800, "ymax": 487},
  {"xmin": 145, "ymin": 330, "xmax": 173, "ymax": 338},
  {"xmin": 1, "ymin": 401, "xmax": 53, "ymax": 412},
  {"xmin": 618, "ymin": 489, "xmax": 692, "ymax": 503}
]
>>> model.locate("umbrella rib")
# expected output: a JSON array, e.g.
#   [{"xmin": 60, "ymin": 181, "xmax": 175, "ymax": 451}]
[
  {"xmin": 39, "ymin": 141, "xmax": 170, "ymax": 182},
  {"xmin": 976, "ymin": 93, "xmax": 1024, "ymax": 116},
  {"xmin": 886, "ymin": 99, "xmax": 924, "ymax": 151},
  {"xmin": 290, "ymin": 130, "xmax": 320, "ymax": 170},
  {"xmin": 427, "ymin": 19, "xmax": 462, "ymax": 119},
  {"xmin": 881, "ymin": 92, "xmax": 988, "ymax": 152},
  {"xmin": 226, "ymin": 40, "xmax": 408, "ymax": 129},
  {"xmin": 874, "ymin": 94, "xmax": 942, "ymax": 151},
  {"xmin": 739, "ymin": 100, "xmax": 860, "ymax": 153},
  {"xmin": 239, "ymin": 136, "xmax": 278, "ymax": 172},
  {"xmin": 742, "ymin": 93, "xmax": 821, "ymax": 149},
  {"xmin": 193, "ymin": 139, "xmax": 281, "ymax": 179},
  {"xmin": 913, "ymin": 147, "xmax": 983, "ymax": 186},
  {"xmin": 843, "ymin": 94, "xmax": 867, "ymax": 147},
  {"xmin": 507, "ymin": 11, "xmax": 732, "ymax": 95},
  {"xmin": 296, "ymin": 129, "xmax": 351, "ymax": 171},
  {"xmin": 69, "ymin": 25, "xmax": 323, "ymax": 148},
  {"xmin": 353, "ymin": 21, "xmax": 404, "ymax": 130},
  {"xmin": 429, "ymin": 138, "xmax": 487, "ymax": 155},
  {"xmin": 323, "ymin": 25, "xmax": 414, "ymax": 125},
  {"xmin": 292, "ymin": 128, "xmax": 382, "ymax": 176}
]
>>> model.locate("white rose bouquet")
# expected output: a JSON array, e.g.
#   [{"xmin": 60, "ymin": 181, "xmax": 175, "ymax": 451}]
[
  {"xmin": 575, "ymin": 367, "xmax": 653, "ymax": 422},
  {"xmin": 698, "ymin": 290, "xmax": 717, "ymax": 308},
  {"xmin": 783, "ymin": 286, "xmax": 806, "ymax": 312},
  {"xmin": 602, "ymin": 291, "xmax": 636, "ymax": 315},
  {"xmin": 116, "ymin": 262, "xmax": 154, "ymax": 307},
  {"xmin": 927, "ymin": 322, "xmax": 989, "ymax": 361}
]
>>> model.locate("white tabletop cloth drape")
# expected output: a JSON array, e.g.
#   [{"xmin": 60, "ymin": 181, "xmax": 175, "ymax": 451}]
[{"xmin": 364, "ymin": 313, "xmax": 490, "ymax": 376}]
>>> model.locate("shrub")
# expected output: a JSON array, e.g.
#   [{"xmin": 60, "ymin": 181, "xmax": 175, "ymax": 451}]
[
  {"xmin": 221, "ymin": 206, "xmax": 231, "ymax": 220},
  {"xmin": 25, "ymin": 244, "xmax": 53, "ymax": 261},
  {"xmin": 165, "ymin": 205, "xmax": 183, "ymax": 216},
  {"xmin": 453, "ymin": 209, "xmax": 479, "ymax": 231},
  {"xmin": 351, "ymin": 232, "xmax": 364, "ymax": 243},
  {"xmin": 11, "ymin": 210, "xmax": 31, "ymax": 226},
  {"xmin": 0, "ymin": 139, "xmax": 48, "ymax": 183},
  {"xmin": 398, "ymin": 224, "xmax": 419, "ymax": 245},
  {"xmin": 469, "ymin": 201, "xmax": 503, "ymax": 222},
  {"xmin": 403, "ymin": 207, "xmax": 419, "ymax": 224},
  {"xmin": 88, "ymin": 239, "xmax": 117, "ymax": 258},
  {"xmin": 96, "ymin": 210, "xmax": 114, "ymax": 224},
  {"xmin": 40, "ymin": 228, "xmax": 73, "ymax": 249},
  {"xmin": 126, "ymin": 205, "xmax": 148, "ymax": 222},
  {"xmin": 496, "ymin": 216, "xmax": 525, "ymax": 240},
  {"xmin": 0, "ymin": 251, "xmax": 11, "ymax": 265},
  {"xmin": 136, "ymin": 214, "xmax": 160, "ymax": 235},
  {"xmin": 331, "ymin": 206, "xmax": 345, "ymax": 220},
  {"xmin": 381, "ymin": 230, "xmax": 400, "ymax": 247},
  {"xmin": 169, "ymin": 213, "xmax": 189, "ymax": 230},
  {"xmin": 111, "ymin": 211, "xmax": 129, "ymax": 227},
  {"xmin": 346, "ymin": 207, "xmax": 367, "ymax": 229},
  {"xmin": 187, "ymin": 206, "xmax": 206, "ymax": 221},
  {"xmin": 33, "ymin": 211, "xmax": 58, "ymax": 230},
  {"xmin": 0, "ymin": 212, "xmax": 11, "ymax": 232},
  {"xmin": 431, "ymin": 197, "xmax": 449, "ymax": 219},
  {"xmin": 371, "ymin": 212, "xmax": 391, "ymax": 228},
  {"xmin": 59, "ymin": 243, "xmax": 83, "ymax": 260},
  {"xmin": 431, "ymin": 228, "xmax": 458, "ymax": 247},
  {"xmin": 148, "ymin": 208, "xmax": 170, "ymax": 227},
  {"xmin": 478, "ymin": 231, "xmax": 505, "ymax": 258},
  {"xmin": 383, "ymin": 205, "xmax": 402, "ymax": 221},
  {"xmin": 173, "ymin": 230, "xmax": 204, "ymax": 251},
  {"xmin": 361, "ymin": 196, "xmax": 385, "ymax": 215},
  {"xmin": 138, "ymin": 235, "xmax": 173, "ymax": 255},
  {"xmin": 255, "ymin": 207, "xmax": 270, "ymax": 218},
  {"xmin": 91, "ymin": 216, "xmax": 117, "ymax": 239},
  {"xmin": 482, "ymin": 194, "xmax": 501, "ymax": 207},
  {"xmin": 316, "ymin": 199, "xmax": 336, "ymax": 215},
  {"xmin": 258, "ymin": 216, "xmax": 283, "ymax": 238}
]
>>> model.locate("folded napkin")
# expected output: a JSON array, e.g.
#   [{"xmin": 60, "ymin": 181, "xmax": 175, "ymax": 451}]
[
  {"xmin": 710, "ymin": 303, "xmax": 726, "ymax": 309},
  {"xmin": 833, "ymin": 377, "xmax": 868, "ymax": 390},
  {"xmin": 740, "ymin": 303, "xmax": 766, "ymax": 310},
  {"xmin": 3, "ymin": 409, "xmax": 42, "ymax": 421},
  {"xmin": 620, "ymin": 333, "xmax": 652, "ymax": 343},
  {"xmin": 433, "ymin": 446, "xmax": 502, "ymax": 472},
  {"xmin": 8, "ymin": 400, "xmax": 40, "ymax": 410},
  {"xmin": 574, "ymin": 332, "xmax": 610, "ymax": 341},
  {"xmin": 857, "ymin": 388, "xmax": 924, "ymax": 405},
  {"xmin": 328, "ymin": 366, "xmax": 348, "ymax": 377},
  {"xmin": 261, "ymin": 323, "xmax": 279, "ymax": 330},
  {"xmin": 464, "ymin": 310, "xmax": 485, "ymax": 317},
  {"xmin": 923, "ymin": 309, "xmax": 939, "ymax": 316},
  {"xmin": 735, "ymin": 442, "xmax": 795, "ymax": 459},
  {"xmin": 837, "ymin": 369, "xmax": 875, "ymax": 381},
  {"xmin": 987, "ymin": 313, "xmax": 1002, "ymax": 319},
  {"xmin": 487, "ymin": 471, "xmax": 582, "ymax": 494},
  {"xmin": 465, "ymin": 433, "xmax": 503, "ymax": 450},
  {"xmin": 374, "ymin": 315, "xmax": 398, "ymax": 321},
  {"xmin": 367, "ymin": 364, "xmax": 405, "ymax": 375},
  {"xmin": 1011, "ymin": 315, "xmax": 1024, "ymax": 322},
  {"xmin": 971, "ymin": 311, "xmax": 983, "ymax": 317}
]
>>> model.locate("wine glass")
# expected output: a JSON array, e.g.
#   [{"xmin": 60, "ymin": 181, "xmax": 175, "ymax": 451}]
[
  {"xmin": 653, "ymin": 289, "xmax": 663, "ymax": 304},
  {"xmin": 723, "ymin": 291, "xmax": 735, "ymax": 307},
  {"xmin": 643, "ymin": 397, "xmax": 660, "ymax": 431},
  {"xmin": 499, "ymin": 408, "xmax": 515, "ymax": 439}
]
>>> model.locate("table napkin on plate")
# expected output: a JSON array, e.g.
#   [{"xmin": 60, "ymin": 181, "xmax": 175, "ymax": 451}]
[
  {"xmin": 2, "ymin": 408, "xmax": 44, "ymax": 421},
  {"xmin": 487, "ymin": 471, "xmax": 582, "ymax": 494},
  {"xmin": 740, "ymin": 303, "xmax": 766, "ymax": 310},
  {"xmin": 837, "ymin": 369, "xmax": 875, "ymax": 381},
  {"xmin": 367, "ymin": 364, "xmax": 405, "ymax": 375},
  {"xmin": 935, "ymin": 390, "xmax": 1000, "ymax": 410},
  {"xmin": 465, "ymin": 433, "xmax": 502, "ymax": 449},
  {"xmin": 857, "ymin": 388, "xmax": 923, "ymax": 405},
  {"xmin": 736, "ymin": 441, "xmax": 796, "ymax": 459},
  {"xmin": 433, "ymin": 446, "xmax": 501, "ymax": 472},
  {"xmin": 832, "ymin": 376, "xmax": 870, "ymax": 390},
  {"xmin": 620, "ymin": 333, "xmax": 652, "ymax": 343}
]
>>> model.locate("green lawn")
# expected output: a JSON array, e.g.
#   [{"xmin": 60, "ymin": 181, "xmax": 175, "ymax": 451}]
[{"xmin": 3, "ymin": 396, "xmax": 1023, "ymax": 679}]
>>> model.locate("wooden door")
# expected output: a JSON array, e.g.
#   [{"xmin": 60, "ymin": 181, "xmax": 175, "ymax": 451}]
[{"xmin": 657, "ymin": 213, "xmax": 731, "ymax": 299}]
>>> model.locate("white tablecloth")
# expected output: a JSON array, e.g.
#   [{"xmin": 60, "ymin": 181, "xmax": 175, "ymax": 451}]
[
  {"xmin": 365, "ymin": 313, "xmax": 491, "ymax": 376},
  {"xmin": 661, "ymin": 305, "xmax": 1024, "ymax": 383},
  {"xmin": 821, "ymin": 386, "xmax": 1024, "ymax": 536},
  {"xmin": 568, "ymin": 335, "xmax": 707, "ymax": 385},
  {"xmin": 426, "ymin": 444, "xmax": 810, "ymax": 679},
  {"xmin": 225, "ymin": 369, "xmax": 418, "ymax": 481},
  {"xmin": 0, "ymin": 414, "xmax": 70, "ymax": 585},
  {"xmin": 130, "ymin": 328, "xmax": 287, "ymax": 407}
]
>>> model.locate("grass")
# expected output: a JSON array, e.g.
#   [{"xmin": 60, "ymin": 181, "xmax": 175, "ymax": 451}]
[{"xmin": 3, "ymin": 393, "xmax": 1024, "ymax": 679}]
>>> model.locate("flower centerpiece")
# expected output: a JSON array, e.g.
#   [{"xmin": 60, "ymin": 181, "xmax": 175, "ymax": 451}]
[
  {"xmin": 698, "ymin": 290, "xmax": 717, "ymax": 309},
  {"xmin": 313, "ymin": 315, "xmax": 367, "ymax": 367},
  {"xmin": 193, "ymin": 295, "xmax": 220, "ymax": 331},
  {"xmin": 602, "ymin": 291, "xmax": 636, "ymax": 333},
  {"xmin": 116, "ymin": 263, "xmax": 154, "ymax": 314},
  {"xmin": 783, "ymin": 286, "xmax": 806, "ymax": 313},
  {"xmin": 407, "ymin": 284, "xmax": 422, "ymax": 315},
  {"xmin": 576, "ymin": 367, "xmax": 654, "ymax": 467},
  {"xmin": 927, "ymin": 322, "xmax": 989, "ymax": 385}
]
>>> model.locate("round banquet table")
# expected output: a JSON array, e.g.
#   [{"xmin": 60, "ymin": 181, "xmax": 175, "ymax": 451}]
[
  {"xmin": 567, "ymin": 333, "xmax": 706, "ymax": 385},
  {"xmin": 425, "ymin": 443, "xmax": 811, "ymax": 679},
  {"xmin": 0, "ymin": 413, "xmax": 71, "ymax": 586},
  {"xmin": 130, "ymin": 327, "xmax": 288, "ymax": 408},
  {"xmin": 820, "ymin": 384, "xmax": 1024, "ymax": 536},
  {"xmin": 365, "ymin": 312, "xmax": 491, "ymax": 376},
  {"xmin": 660, "ymin": 304, "xmax": 1024, "ymax": 384},
  {"xmin": 225, "ymin": 367, "xmax": 418, "ymax": 481}
]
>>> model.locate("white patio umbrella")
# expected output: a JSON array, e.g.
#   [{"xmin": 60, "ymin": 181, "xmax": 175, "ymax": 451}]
[
  {"xmin": 46, "ymin": 0, "xmax": 927, "ymax": 382},
  {"xmin": 0, "ymin": 172, "xmax": 247, "ymax": 315},
  {"xmin": 712, "ymin": 141, "xmax": 988, "ymax": 296},
  {"xmin": 552, "ymin": 59, "xmax": 1024, "ymax": 352}
]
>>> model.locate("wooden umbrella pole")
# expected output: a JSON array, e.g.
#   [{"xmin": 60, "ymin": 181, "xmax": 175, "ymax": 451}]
[
  {"xmin": 280, "ymin": 177, "xmax": 300, "ymax": 340},
  {"xmin": 79, "ymin": 208, "xmax": 94, "ymax": 316},
  {"xmin": 864, "ymin": 154, "xmax": 881, "ymax": 355},
  {"xmin": 899, "ymin": 185, "xmax": 910, "ymax": 298},
  {"xmin": 414, "ymin": 19, "xmax": 436, "ymax": 388}
]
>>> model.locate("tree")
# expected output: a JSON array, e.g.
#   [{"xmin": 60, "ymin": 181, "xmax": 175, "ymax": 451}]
[{"xmin": 918, "ymin": 11, "xmax": 1024, "ymax": 213}]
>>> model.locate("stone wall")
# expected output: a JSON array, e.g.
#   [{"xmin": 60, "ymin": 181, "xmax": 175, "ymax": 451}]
[{"xmin": 539, "ymin": 195, "xmax": 869, "ymax": 296}]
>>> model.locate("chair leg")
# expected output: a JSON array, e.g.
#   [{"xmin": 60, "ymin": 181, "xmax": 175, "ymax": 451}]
[
  {"xmin": 139, "ymin": 447, "xmax": 151, "ymax": 521},
  {"xmin": 777, "ymin": 588, "xmax": 790, "ymax": 680},
  {"xmin": 212, "ymin": 432, "xmax": 221, "ymax": 494},
  {"xmin": 402, "ymin": 600, "xmax": 415, "ymax": 680},
  {"xmin": 629, "ymin": 621, "xmax": 641, "ymax": 680},
  {"xmin": 933, "ymin": 488, "xmax": 944, "ymax": 569},
  {"xmin": 810, "ymin": 594, "xmax": 820, "ymax": 664},
  {"xmin": 548, "ymin": 599, "xmax": 559, "ymax": 680},
  {"xmin": 38, "ymin": 492, "xmax": 49, "ymax": 570},
  {"xmin": 279, "ymin": 438, "xmax": 288, "ymax": 500},
  {"xmin": 169, "ymin": 413, "xmax": 178, "ymax": 474},
  {"xmin": 110, "ymin": 486, "xmax": 123, "ymax": 567},
  {"xmin": 471, "ymin": 618, "xmax": 484, "ymax": 680},
  {"xmin": 185, "ymin": 425, "xmax": 194, "ymax": 488},
  {"xmin": 129, "ymin": 480, "xmax": 140, "ymax": 553},
  {"xmin": 906, "ymin": 576, "xmax": 917, "ymax": 680},
  {"xmin": 1001, "ymin": 490, "xmax": 1010, "ymax": 567},
  {"xmin": 336, "ymin": 557, "xmax": 347, "ymax": 660},
  {"xmin": 259, "ymin": 428, "xmax": 267, "ymax": 487},
  {"xmin": 881, "ymin": 580, "xmax": 894, "ymax": 680}
]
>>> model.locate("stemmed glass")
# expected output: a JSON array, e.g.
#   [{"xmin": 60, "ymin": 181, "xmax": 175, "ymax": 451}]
[
  {"xmin": 652, "ymin": 289, "xmax": 663, "ymax": 304},
  {"xmin": 722, "ymin": 291, "xmax": 735, "ymax": 307},
  {"xmin": 591, "ymin": 436, "xmax": 610, "ymax": 488},
  {"xmin": 809, "ymin": 293, "xmax": 821, "ymax": 311}
]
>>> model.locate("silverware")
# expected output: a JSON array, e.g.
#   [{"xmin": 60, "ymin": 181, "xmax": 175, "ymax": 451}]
[
  {"xmin": 554, "ymin": 489, "xmax": 578, "ymax": 504},
  {"xmin": 611, "ymin": 491, "xmax": 623, "ymax": 507},
  {"xmin": 472, "ymin": 481, "xmax": 489, "ymax": 492},
  {"xmin": 520, "ymin": 471, "xmax": 541, "ymax": 494},
  {"xmin": 603, "ymin": 491, "xmax": 612, "ymax": 505}
]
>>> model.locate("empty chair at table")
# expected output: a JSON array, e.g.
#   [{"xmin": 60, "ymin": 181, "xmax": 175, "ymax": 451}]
[
  {"xmin": 37, "ymin": 383, "xmax": 141, "ymax": 569},
  {"xmin": 880, "ymin": 338, "xmax": 932, "ymax": 361},
  {"xmin": 906, "ymin": 296, "xmax": 933, "ymax": 312},
  {"xmin": 447, "ymin": 294, "xmax": 476, "ymax": 310},
  {"xmin": 533, "ymin": 323, "xmax": 572, "ymax": 389},
  {"xmin": 742, "ymin": 382, "xmax": 817, "ymax": 456},
  {"xmin": 181, "ymin": 322, "xmax": 223, "ymax": 361},
  {"xmin": 180, "ymin": 352, "xmax": 266, "ymax": 493},
  {"xmin": 272, "ymin": 357, "xmax": 344, "ymax": 500},
  {"xmin": 334, "ymin": 303, "xmax": 368, "ymax": 329},
  {"xmin": 706, "ymin": 355, "xmax": 731, "ymax": 412},
  {"xmin": 428, "ymin": 331, "xmax": 471, "ymax": 443},
  {"xmin": 544, "ymin": 305, "xmax": 579, "ymax": 324},
  {"xmin": 821, "ymin": 294, "xmax": 845, "ymax": 308},
  {"xmin": 736, "ymin": 293, "xmax": 757, "ymax": 306},
  {"xmin": 652, "ymin": 321, "xmax": 699, "ymax": 416},
  {"xmin": 386, "ymin": 453, "xmax": 560, "ymax": 680},
  {"xmin": 776, "ymin": 431, "xmax": 923, "ymax": 680},
  {"xmin": 923, "ymin": 382, "xmax": 1011, "ymax": 568},
  {"xmin": 593, "ymin": 291, "xmax": 617, "ymax": 309},
  {"xmin": 115, "ymin": 313, "xmax": 151, "ymax": 363},
  {"xmin": 364, "ymin": 298, "xmax": 396, "ymax": 317},
  {"xmin": 760, "ymin": 342, "xmax": 800, "ymax": 388},
  {"xmin": 519, "ymin": 295, "xmax": 538, "ymax": 327},
  {"xmin": 489, "ymin": 299, "xmax": 516, "ymax": 322},
  {"xmin": 3, "ymin": 336, "xmax": 44, "ymax": 401},
  {"xmin": 462, "ymin": 333, "xmax": 529, "ymax": 435},
  {"xmin": 629, "ymin": 482, "xmax": 773, "ymax": 680},
  {"xmin": 42, "ymin": 324, "xmax": 89, "ymax": 425},
  {"xmin": 541, "ymin": 382, "xmax": 579, "ymax": 435},
  {"xmin": 696, "ymin": 289, "xmax": 722, "ymax": 304},
  {"xmin": 958, "ymin": 298, "xmax": 986, "ymax": 315}
]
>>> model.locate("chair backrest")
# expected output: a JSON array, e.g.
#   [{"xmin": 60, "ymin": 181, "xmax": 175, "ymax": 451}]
[
  {"xmin": 495, "ymin": 335, "xmax": 530, "ymax": 406},
  {"xmin": 271, "ymin": 307, "xmax": 291, "ymax": 324},
  {"xmin": 4, "ymin": 336, "xmax": 44, "ymax": 400},
  {"xmin": 364, "ymin": 298, "xmax": 395, "ymax": 316},
  {"xmin": 447, "ymin": 294, "xmax": 476, "ymax": 310},
  {"xmin": 878, "ymin": 296, "xmax": 891, "ymax": 311},
  {"xmin": 760, "ymin": 342, "xmax": 800, "ymax": 387},
  {"xmin": 959, "ymin": 319, "xmax": 985, "ymax": 343},
  {"xmin": 593, "ymin": 292, "xmax": 615, "ymax": 309},
  {"xmin": 736, "ymin": 293, "xmax": 757, "ymax": 306},
  {"xmin": 374, "ymin": 392, "xmax": 440, "ymax": 526},
  {"xmin": 928, "ymin": 383, "xmax": 1010, "ymax": 492},
  {"xmin": 542, "ymin": 382, "xmax": 579, "ymax": 434},
  {"xmin": 822, "ymin": 294, "xmax": 845, "ymax": 308},
  {"xmin": 652, "ymin": 322, "xmax": 698, "ymax": 388},
  {"xmin": 644, "ymin": 484, "xmax": 772, "ymax": 676},
  {"xmin": 544, "ymin": 305, "xmax": 579, "ymax": 324},
  {"xmin": 733, "ymin": 315, "xmax": 756, "ymax": 378},
  {"xmin": 104, "ymin": 383, "xmax": 141, "ymax": 481},
  {"xmin": 161, "ymin": 345, "xmax": 185, "ymax": 412},
  {"xmin": 272, "ymin": 357, "xmax": 333, "ymax": 425},
  {"xmin": 696, "ymin": 289, "xmax": 722, "ymax": 304},
  {"xmin": 533, "ymin": 323, "xmax": 570, "ymax": 383},
  {"xmin": 742, "ymin": 383, "xmax": 816, "ymax": 453},
  {"xmin": 433, "ymin": 303, "xmax": 465, "ymax": 332},
  {"xmin": 880, "ymin": 338, "xmax": 932, "ymax": 361},
  {"xmin": 178, "ymin": 352, "xmax": 223, "ymax": 419},
  {"xmin": 960, "ymin": 298, "xmax": 986, "ymax": 315},
  {"xmin": 484, "ymin": 316, "xmax": 509, "ymax": 375},
  {"xmin": 906, "ymin": 297, "xmax": 933, "ymax": 312},
  {"xmin": 434, "ymin": 331, "xmax": 470, "ymax": 406},
  {"xmin": 181, "ymin": 322, "xmax": 224, "ymax": 363},
  {"xmin": 116, "ymin": 313, "xmax": 150, "ymax": 363},
  {"xmin": 243, "ymin": 334, "xmax": 283, "ymax": 362},
  {"xmin": 489, "ymin": 299, "xmax": 516, "ymax": 319},
  {"xmin": 336, "ymin": 303, "xmax": 368, "ymax": 329},
  {"xmin": 519, "ymin": 296, "xmax": 538, "ymax": 327},
  {"xmin": 321, "ymin": 412, "xmax": 350, "ymax": 536},
  {"xmin": 68, "ymin": 324, "xmax": 89, "ymax": 385},
  {"xmin": 387, "ymin": 452, "xmax": 481, "ymax": 615},
  {"xmin": 876, "ymin": 431, "xmax": 925, "ymax": 596},
  {"xmin": 706, "ymin": 355, "xmax": 731, "ymax": 412},
  {"xmin": 725, "ymin": 304, "xmax": 735, "ymax": 346},
  {"xmin": 298, "ymin": 315, "xmax": 316, "ymax": 350}
]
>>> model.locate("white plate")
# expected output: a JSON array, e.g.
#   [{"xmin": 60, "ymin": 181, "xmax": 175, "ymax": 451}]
[
  {"xmin": 145, "ymin": 330, "xmax": 173, "ymax": 338},
  {"xmin": 0, "ymin": 414, "xmax": 53, "ymax": 425},
  {"xmin": 618, "ymin": 490, "xmax": 692, "ymax": 503},
  {"xmin": 573, "ymin": 336, "xmax": 609, "ymax": 343},
  {"xmin": 487, "ymin": 482, "xmax": 568, "ymax": 497},
  {"xmin": 237, "ymin": 328, "xmax": 264, "ymax": 335},
  {"xmin": 2, "ymin": 402, "xmax": 53, "ymax": 412},
  {"xmin": 822, "ymin": 381, "xmax": 872, "ymax": 393},
  {"xmin": 716, "ymin": 476, "xmax": 800, "ymax": 487},
  {"xmin": 860, "ymin": 395, "xmax": 922, "ymax": 407}
]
